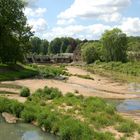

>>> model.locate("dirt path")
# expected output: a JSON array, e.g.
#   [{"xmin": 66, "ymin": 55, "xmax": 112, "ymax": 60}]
[{"xmin": 2, "ymin": 66, "xmax": 139, "ymax": 99}]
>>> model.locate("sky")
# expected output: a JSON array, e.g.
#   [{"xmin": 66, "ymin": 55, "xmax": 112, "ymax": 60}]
[{"xmin": 24, "ymin": 0, "xmax": 140, "ymax": 41}]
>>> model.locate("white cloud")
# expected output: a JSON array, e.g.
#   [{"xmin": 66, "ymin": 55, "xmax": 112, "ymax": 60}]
[
  {"xmin": 43, "ymin": 24, "xmax": 111, "ymax": 41},
  {"xmin": 99, "ymin": 13, "xmax": 122, "ymax": 22},
  {"xmin": 24, "ymin": 7, "xmax": 47, "ymax": 17},
  {"xmin": 28, "ymin": 18, "xmax": 47, "ymax": 33},
  {"xmin": 57, "ymin": 19, "xmax": 75, "ymax": 25},
  {"xmin": 119, "ymin": 17, "xmax": 140, "ymax": 36},
  {"xmin": 23, "ymin": 1, "xmax": 47, "ymax": 35},
  {"xmin": 58, "ymin": 0, "xmax": 131, "ymax": 22}
]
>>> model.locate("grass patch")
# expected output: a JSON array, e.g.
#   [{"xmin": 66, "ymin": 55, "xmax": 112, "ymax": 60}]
[
  {"xmin": 29, "ymin": 64, "xmax": 69, "ymax": 79},
  {"xmin": 0, "ymin": 86, "xmax": 140, "ymax": 139},
  {"xmin": 116, "ymin": 120, "xmax": 137, "ymax": 134},
  {"xmin": 86, "ymin": 61, "xmax": 140, "ymax": 82},
  {"xmin": 0, "ymin": 64, "xmax": 38, "ymax": 81}
]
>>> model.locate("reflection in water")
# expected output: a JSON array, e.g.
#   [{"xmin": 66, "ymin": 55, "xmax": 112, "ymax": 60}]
[
  {"xmin": 0, "ymin": 116, "xmax": 57, "ymax": 140},
  {"xmin": 117, "ymin": 99, "xmax": 140, "ymax": 112}
]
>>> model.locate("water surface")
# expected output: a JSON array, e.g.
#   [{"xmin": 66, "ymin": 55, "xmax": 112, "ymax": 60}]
[{"xmin": 0, "ymin": 116, "xmax": 57, "ymax": 140}]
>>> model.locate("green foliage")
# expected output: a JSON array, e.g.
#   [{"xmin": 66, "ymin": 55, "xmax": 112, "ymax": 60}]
[
  {"xmin": 48, "ymin": 37, "xmax": 81, "ymax": 54},
  {"xmin": 59, "ymin": 118, "xmax": 92, "ymax": 140},
  {"xmin": 101, "ymin": 28, "xmax": 127, "ymax": 62},
  {"xmin": 81, "ymin": 42, "xmax": 99, "ymax": 64},
  {"xmin": 0, "ymin": 86, "xmax": 139, "ymax": 139},
  {"xmin": 0, "ymin": 64, "xmax": 38, "ymax": 81},
  {"xmin": 0, "ymin": 97, "xmax": 24, "ymax": 117},
  {"xmin": 20, "ymin": 87, "xmax": 30, "ymax": 97},
  {"xmin": 116, "ymin": 120, "xmax": 137, "ymax": 133},
  {"xmin": 93, "ymin": 131, "xmax": 115, "ymax": 140},
  {"xmin": 30, "ymin": 64, "xmax": 68, "ymax": 78},
  {"xmin": 34, "ymin": 86, "xmax": 62, "ymax": 100},
  {"xmin": 30, "ymin": 37, "xmax": 49, "ymax": 55},
  {"xmin": 21, "ymin": 104, "xmax": 40, "ymax": 123},
  {"xmin": 0, "ymin": 0, "xmax": 33, "ymax": 63},
  {"xmin": 88, "ymin": 61, "xmax": 140, "ymax": 77}
]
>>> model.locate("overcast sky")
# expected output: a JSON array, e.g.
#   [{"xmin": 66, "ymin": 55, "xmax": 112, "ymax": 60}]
[{"xmin": 24, "ymin": 0, "xmax": 140, "ymax": 41}]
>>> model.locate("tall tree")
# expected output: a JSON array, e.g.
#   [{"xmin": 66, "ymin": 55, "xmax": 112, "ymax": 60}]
[
  {"xmin": 101, "ymin": 28, "xmax": 127, "ymax": 62},
  {"xmin": 81, "ymin": 42, "xmax": 99, "ymax": 64},
  {"xmin": 30, "ymin": 37, "xmax": 42, "ymax": 54},
  {"xmin": 0, "ymin": 0, "xmax": 33, "ymax": 63},
  {"xmin": 40, "ymin": 39, "xmax": 49, "ymax": 55}
]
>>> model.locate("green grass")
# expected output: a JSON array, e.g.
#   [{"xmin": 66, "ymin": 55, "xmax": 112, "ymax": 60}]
[
  {"xmin": 28, "ymin": 64, "xmax": 69, "ymax": 79},
  {"xmin": 0, "ymin": 64, "xmax": 38, "ymax": 81},
  {"xmin": 86, "ymin": 61, "xmax": 140, "ymax": 82},
  {"xmin": 0, "ymin": 86, "xmax": 140, "ymax": 139}
]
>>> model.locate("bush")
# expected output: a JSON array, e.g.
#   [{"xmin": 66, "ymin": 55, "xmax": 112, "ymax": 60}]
[
  {"xmin": 0, "ymin": 97, "xmax": 24, "ymax": 117},
  {"xmin": 93, "ymin": 131, "xmax": 115, "ymax": 140},
  {"xmin": 20, "ymin": 87, "xmax": 30, "ymax": 97},
  {"xmin": 59, "ymin": 118, "xmax": 92, "ymax": 140},
  {"xmin": 43, "ymin": 86, "xmax": 62, "ymax": 99},
  {"xmin": 65, "ymin": 92, "xmax": 75, "ymax": 97},
  {"xmin": 116, "ymin": 120, "xmax": 137, "ymax": 133},
  {"xmin": 21, "ymin": 104, "xmax": 39, "ymax": 122}
]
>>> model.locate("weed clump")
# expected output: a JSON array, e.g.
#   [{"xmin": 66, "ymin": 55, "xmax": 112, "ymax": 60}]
[{"xmin": 20, "ymin": 87, "xmax": 30, "ymax": 97}]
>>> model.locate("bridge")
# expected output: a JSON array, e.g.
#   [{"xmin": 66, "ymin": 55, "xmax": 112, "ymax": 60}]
[{"xmin": 24, "ymin": 53, "xmax": 74, "ymax": 63}]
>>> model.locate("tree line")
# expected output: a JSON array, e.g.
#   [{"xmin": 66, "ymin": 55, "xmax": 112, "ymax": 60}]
[
  {"xmin": 0, "ymin": 0, "xmax": 140, "ymax": 64},
  {"xmin": 81, "ymin": 28, "xmax": 140, "ymax": 64},
  {"xmin": 30, "ymin": 37, "xmax": 81, "ymax": 55}
]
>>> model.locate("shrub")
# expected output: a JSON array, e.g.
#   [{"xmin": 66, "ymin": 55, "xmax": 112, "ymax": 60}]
[
  {"xmin": 20, "ymin": 87, "xmax": 30, "ymax": 97},
  {"xmin": 43, "ymin": 86, "xmax": 62, "ymax": 99},
  {"xmin": 10, "ymin": 100, "xmax": 24, "ymax": 117},
  {"xmin": 59, "ymin": 118, "xmax": 92, "ymax": 140},
  {"xmin": 91, "ymin": 113, "xmax": 114, "ymax": 128},
  {"xmin": 21, "ymin": 110, "xmax": 36, "ymax": 122},
  {"xmin": 65, "ymin": 92, "xmax": 75, "ymax": 97},
  {"xmin": 93, "ymin": 131, "xmax": 115, "ymax": 140},
  {"xmin": 116, "ymin": 120, "xmax": 137, "ymax": 133},
  {"xmin": 0, "ymin": 97, "xmax": 24, "ymax": 117},
  {"xmin": 37, "ymin": 110, "xmax": 60, "ymax": 134},
  {"xmin": 21, "ymin": 104, "xmax": 39, "ymax": 122}
]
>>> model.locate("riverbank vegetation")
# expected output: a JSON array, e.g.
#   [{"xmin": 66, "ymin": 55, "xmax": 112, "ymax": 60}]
[
  {"xmin": 85, "ymin": 61, "xmax": 140, "ymax": 82},
  {"xmin": 0, "ymin": 86, "xmax": 140, "ymax": 140},
  {"xmin": 88, "ymin": 61, "xmax": 140, "ymax": 76},
  {"xmin": 29, "ymin": 64, "xmax": 69, "ymax": 78},
  {"xmin": 0, "ymin": 64, "xmax": 38, "ymax": 81}
]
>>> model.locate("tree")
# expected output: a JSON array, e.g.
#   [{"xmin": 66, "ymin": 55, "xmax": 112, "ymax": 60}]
[
  {"xmin": 101, "ymin": 28, "xmax": 127, "ymax": 62},
  {"xmin": 81, "ymin": 43, "xmax": 99, "ymax": 64},
  {"xmin": 49, "ymin": 38, "xmax": 62, "ymax": 54},
  {"xmin": 30, "ymin": 37, "xmax": 42, "ymax": 54},
  {"xmin": 40, "ymin": 39, "xmax": 49, "ymax": 55},
  {"xmin": 0, "ymin": 0, "xmax": 33, "ymax": 63}
]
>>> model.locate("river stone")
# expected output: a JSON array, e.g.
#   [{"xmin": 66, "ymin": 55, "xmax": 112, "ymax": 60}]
[{"xmin": 2, "ymin": 112, "xmax": 17, "ymax": 124}]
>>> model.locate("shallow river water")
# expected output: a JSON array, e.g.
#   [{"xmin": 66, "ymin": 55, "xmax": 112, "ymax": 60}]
[
  {"xmin": 116, "ymin": 98, "xmax": 140, "ymax": 112},
  {"xmin": 0, "ymin": 116, "xmax": 58, "ymax": 140}
]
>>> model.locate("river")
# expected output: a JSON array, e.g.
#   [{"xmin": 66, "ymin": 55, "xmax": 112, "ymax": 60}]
[{"xmin": 0, "ymin": 116, "xmax": 58, "ymax": 140}]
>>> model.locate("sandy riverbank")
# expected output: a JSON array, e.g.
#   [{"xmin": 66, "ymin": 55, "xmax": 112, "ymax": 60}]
[{"xmin": 2, "ymin": 66, "xmax": 139, "ymax": 100}]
